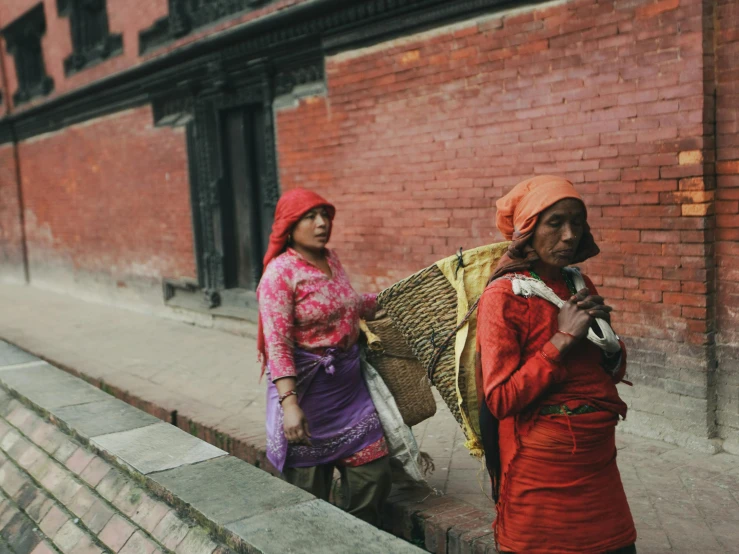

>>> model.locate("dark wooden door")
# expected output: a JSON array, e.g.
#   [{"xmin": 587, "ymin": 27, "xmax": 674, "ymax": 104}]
[{"xmin": 220, "ymin": 106, "xmax": 268, "ymax": 290}]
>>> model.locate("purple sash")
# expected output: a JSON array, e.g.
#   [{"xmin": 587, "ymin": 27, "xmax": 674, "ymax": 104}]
[{"xmin": 265, "ymin": 344, "xmax": 384, "ymax": 473}]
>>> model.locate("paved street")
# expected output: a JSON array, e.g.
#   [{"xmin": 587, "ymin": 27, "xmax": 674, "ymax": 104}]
[{"xmin": 0, "ymin": 283, "xmax": 737, "ymax": 553}]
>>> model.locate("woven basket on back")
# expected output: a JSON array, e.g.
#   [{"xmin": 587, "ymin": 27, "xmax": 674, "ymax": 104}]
[
  {"xmin": 377, "ymin": 265, "xmax": 462, "ymax": 426},
  {"xmin": 365, "ymin": 314, "xmax": 437, "ymax": 427}
]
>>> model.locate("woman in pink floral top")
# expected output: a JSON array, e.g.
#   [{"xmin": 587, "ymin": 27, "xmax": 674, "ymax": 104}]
[
  {"xmin": 259, "ymin": 248, "xmax": 378, "ymax": 381},
  {"xmin": 257, "ymin": 188, "xmax": 391, "ymax": 526}
]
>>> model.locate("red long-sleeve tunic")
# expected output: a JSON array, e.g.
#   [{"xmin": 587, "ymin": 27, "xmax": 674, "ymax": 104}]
[{"xmin": 477, "ymin": 271, "xmax": 637, "ymax": 553}]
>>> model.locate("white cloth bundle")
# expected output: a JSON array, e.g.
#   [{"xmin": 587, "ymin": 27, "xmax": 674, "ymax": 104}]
[
  {"xmin": 360, "ymin": 350, "xmax": 428, "ymax": 483},
  {"xmin": 510, "ymin": 268, "xmax": 622, "ymax": 354}
]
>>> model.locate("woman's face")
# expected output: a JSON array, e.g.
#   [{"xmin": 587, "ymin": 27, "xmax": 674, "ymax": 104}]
[
  {"xmin": 531, "ymin": 198, "xmax": 586, "ymax": 268},
  {"xmin": 291, "ymin": 206, "xmax": 331, "ymax": 251}
]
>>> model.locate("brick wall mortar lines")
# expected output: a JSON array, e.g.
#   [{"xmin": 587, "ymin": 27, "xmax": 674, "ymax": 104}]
[
  {"xmin": 15, "ymin": 105, "xmax": 196, "ymax": 298},
  {"xmin": 275, "ymin": 0, "xmax": 726, "ymax": 444}
]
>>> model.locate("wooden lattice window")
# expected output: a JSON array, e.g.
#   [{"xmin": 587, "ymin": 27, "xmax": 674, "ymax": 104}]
[
  {"xmin": 1, "ymin": 3, "xmax": 54, "ymax": 106},
  {"xmin": 57, "ymin": 0, "xmax": 122, "ymax": 75},
  {"xmin": 139, "ymin": 0, "xmax": 272, "ymax": 54}
]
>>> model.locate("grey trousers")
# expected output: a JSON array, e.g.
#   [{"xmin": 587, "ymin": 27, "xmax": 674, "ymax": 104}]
[{"xmin": 283, "ymin": 455, "xmax": 392, "ymax": 527}]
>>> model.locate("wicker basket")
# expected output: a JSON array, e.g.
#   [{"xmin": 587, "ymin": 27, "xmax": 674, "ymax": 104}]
[
  {"xmin": 365, "ymin": 314, "xmax": 437, "ymax": 427},
  {"xmin": 377, "ymin": 264, "xmax": 463, "ymax": 426}
]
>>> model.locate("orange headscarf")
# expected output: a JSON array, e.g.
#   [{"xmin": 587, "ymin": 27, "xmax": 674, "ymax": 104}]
[
  {"xmin": 490, "ymin": 175, "xmax": 599, "ymax": 281},
  {"xmin": 257, "ymin": 188, "xmax": 336, "ymax": 371}
]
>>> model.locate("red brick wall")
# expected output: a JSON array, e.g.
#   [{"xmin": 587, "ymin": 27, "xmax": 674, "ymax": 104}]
[
  {"xmin": 17, "ymin": 106, "xmax": 196, "ymax": 292},
  {"xmin": 715, "ymin": 0, "xmax": 739, "ymax": 445},
  {"xmin": 277, "ymin": 0, "xmax": 721, "ymax": 444},
  {"xmin": 0, "ymin": 0, "xmax": 312, "ymax": 113},
  {"xmin": 0, "ymin": 8, "xmax": 20, "ymax": 281},
  {"xmin": 0, "ymin": 143, "xmax": 25, "ymax": 282},
  {"xmin": 0, "ymin": 0, "xmax": 732, "ymax": 447}
]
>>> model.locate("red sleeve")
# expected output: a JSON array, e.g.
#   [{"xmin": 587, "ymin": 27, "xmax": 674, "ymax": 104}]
[
  {"xmin": 477, "ymin": 282, "xmax": 568, "ymax": 420},
  {"xmin": 256, "ymin": 262, "xmax": 297, "ymax": 382},
  {"xmin": 359, "ymin": 293, "xmax": 378, "ymax": 320}
]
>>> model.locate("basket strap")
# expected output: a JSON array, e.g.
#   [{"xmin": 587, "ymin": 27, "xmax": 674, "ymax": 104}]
[{"xmin": 427, "ymin": 296, "xmax": 482, "ymax": 382}]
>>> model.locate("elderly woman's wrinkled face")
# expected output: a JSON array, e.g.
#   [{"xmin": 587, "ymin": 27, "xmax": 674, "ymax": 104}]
[
  {"xmin": 531, "ymin": 199, "xmax": 586, "ymax": 268},
  {"xmin": 291, "ymin": 206, "xmax": 331, "ymax": 251}
]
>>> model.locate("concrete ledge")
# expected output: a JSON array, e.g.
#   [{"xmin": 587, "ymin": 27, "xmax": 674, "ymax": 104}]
[
  {"xmin": 0, "ymin": 343, "xmax": 38, "ymax": 367},
  {"xmin": 0, "ymin": 363, "xmax": 112, "ymax": 410},
  {"xmin": 53, "ymin": 398, "xmax": 161, "ymax": 439},
  {"xmin": 226, "ymin": 499, "xmax": 414, "ymax": 554},
  {"xmin": 92, "ymin": 423, "xmax": 227, "ymax": 475},
  {"xmin": 149, "ymin": 457, "xmax": 314, "ymax": 525},
  {"xmin": 0, "ymin": 341, "xmax": 425, "ymax": 554}
]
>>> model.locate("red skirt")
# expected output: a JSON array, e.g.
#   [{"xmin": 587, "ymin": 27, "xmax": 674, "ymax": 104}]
[{"xmin": 496, "ymin": 411, "xmax": 637, "ymax": 553}]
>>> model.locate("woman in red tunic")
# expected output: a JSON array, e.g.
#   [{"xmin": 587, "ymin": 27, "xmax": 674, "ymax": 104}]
[{"xmin": 476, "ymin": 175, "xmax": 637, "ymax": 553}]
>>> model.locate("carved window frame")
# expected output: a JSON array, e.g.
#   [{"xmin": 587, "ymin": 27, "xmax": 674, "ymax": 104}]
[
  {"xmin": 1, "ymin": 3, "xmax": 54, "ymax": 106},
  {"xmin": 57, "ymin": 0, "xmax": 122, "ymax": 76},
  {"xmin": 139, "ymin": 0, "xmax": 273, "ymax": 55}
]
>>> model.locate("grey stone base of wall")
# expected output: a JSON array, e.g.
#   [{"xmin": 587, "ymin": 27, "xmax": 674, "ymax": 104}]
[
  {"xmin": 716, "ymin": 343, "xmax": 739, "ymax": 455},
  {"xmin": 0, "ymin": 267, "xmax": 25, "ymax": 286},
  {"xmin": 617, "ymin": 405, "xmax": 722, "ymax": 455}
]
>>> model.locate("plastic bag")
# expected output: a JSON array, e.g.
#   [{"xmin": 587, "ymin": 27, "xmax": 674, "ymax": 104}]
[{"xmin": 360, "ymin": 349, "xmax": 428, "ymax": 484}]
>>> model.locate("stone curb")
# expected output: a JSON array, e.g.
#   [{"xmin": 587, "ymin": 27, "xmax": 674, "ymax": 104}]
[
  {"xmin": 114, "ymin": 375, "xmax": 499, "ymax": 553},
  {"xmin": 84, "ymin": 376, "xmax": 501, "ymax": 553},
  {"xmin": 0, "ymin": 341, "xmax": 425, "ymax": 554},
  {"xmin": 0, "ymin": 339, "xmax": 499, "ymax": 553}
]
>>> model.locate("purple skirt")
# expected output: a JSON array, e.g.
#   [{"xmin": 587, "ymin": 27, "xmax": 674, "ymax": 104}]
[{"xmin": 265, "ymin": 344, "xmax": 384, "ymax": 473}]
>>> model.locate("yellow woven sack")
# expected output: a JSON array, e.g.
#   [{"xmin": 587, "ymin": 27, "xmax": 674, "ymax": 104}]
[{"xmin": 434, "ymin": 242, "xmax": 510, "ymax": 455}]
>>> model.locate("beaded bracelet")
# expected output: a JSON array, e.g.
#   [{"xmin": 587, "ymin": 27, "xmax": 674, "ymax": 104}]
[
  {"xmin": 278, "ymin": 390, "xmax": 298, "ymax": 404},
  {"xmin": 556, "ymin": 330, "xmax": 577, "ymax": 341}
]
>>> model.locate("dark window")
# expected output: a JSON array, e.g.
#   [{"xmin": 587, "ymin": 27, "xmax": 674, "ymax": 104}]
[
  {"xmin": 139, "ymin": 0, "xmax": 272, "ymax": 54},
  {"xmin": 1, "ymin": 3, "xmax": 54, "ymax": 106},
  {"xmin": 57, "ymin": 0, "xmax": 122, "ymax": 75}
]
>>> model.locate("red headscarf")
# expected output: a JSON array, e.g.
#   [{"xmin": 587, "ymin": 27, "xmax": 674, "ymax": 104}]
[
  {"xmin": 490, "ymin": 175, "xmax": 599, "ymax": 282},
  {"xmin": 258, "ymin": 188, "xmax": 336, "ymax": 370}
]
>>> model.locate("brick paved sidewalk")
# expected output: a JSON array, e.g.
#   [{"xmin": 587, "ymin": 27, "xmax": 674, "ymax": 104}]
[{"xmin": 0, "ymin": 283, "xmax": 737, "ymax": 553}]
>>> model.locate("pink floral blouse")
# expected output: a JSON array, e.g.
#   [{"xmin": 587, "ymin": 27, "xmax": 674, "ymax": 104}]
[{"xmin": 257, "ymin": 248, "xmax": 377, "ymax": 381}]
